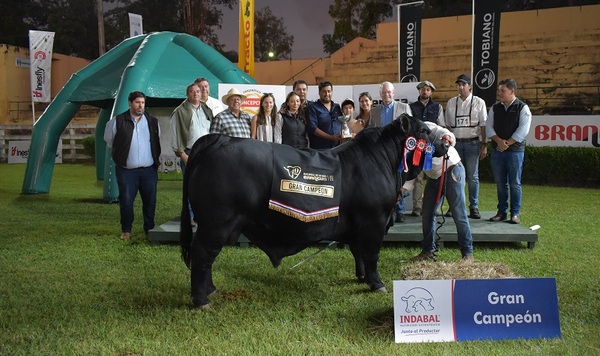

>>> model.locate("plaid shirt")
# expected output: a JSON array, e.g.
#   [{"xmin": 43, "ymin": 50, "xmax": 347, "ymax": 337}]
[{"xmin": 209, "ymin": 108, "xmax": 251, "ymax": 138}]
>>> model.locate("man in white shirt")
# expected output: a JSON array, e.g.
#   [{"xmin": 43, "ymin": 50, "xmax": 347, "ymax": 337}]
[
  {"xmin": 444, "ymin": 74, "xmax": 488, "ymax": 219},
  {"xmin": 405, "ymin": 122, "xmax": 474, "ymax": 262},
  {"xmin": 194, "ymin": 77, "xmax": 226, "ymax": 116}
]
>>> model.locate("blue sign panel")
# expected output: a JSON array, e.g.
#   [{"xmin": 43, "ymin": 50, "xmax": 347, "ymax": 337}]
[{"xmin": 453, "ymin": 278, "xmax": 561, "ymax": 341}]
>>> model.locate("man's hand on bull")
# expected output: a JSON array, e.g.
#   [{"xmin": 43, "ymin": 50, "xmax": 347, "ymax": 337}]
[{"xmin": 442, "ymin": 135, "xmax": 453, "ymax": 146}]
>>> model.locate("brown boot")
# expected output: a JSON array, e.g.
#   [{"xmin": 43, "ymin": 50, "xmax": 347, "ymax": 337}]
[{"xmin": 410, "ymin": 252, "xmax": 436, "ymax": 262}]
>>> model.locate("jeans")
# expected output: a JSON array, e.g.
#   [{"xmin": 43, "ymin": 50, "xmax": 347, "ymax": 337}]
[
  {"xmin": 115, "ymin": 165, "xmax": 158, "ymax": 233},
  {"xmin": 421, "ymin": 162, "xmax": 473, "ymax": 256},
  {"xmin": 490, "ymin": 149, "xmax": 524, "ymax": 216},
  {"xmin": 454, "ymin": 140, "xmax": 480, "ymax": 210}
]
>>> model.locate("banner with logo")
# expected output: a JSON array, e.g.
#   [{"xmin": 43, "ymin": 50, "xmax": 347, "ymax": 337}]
[
  {"xmin": 8, "ymin": 140, "xmax": 62, "ymax": 164},
  {"xmin": 238, "ymin": 0, "xmax": 255, "ymax": 77},
  {"xmin": 128, "ymin": 13, "xmax": 143, "ymax": 37},
  {"xmin": 393, "ymin": 278, "xmax": 561, "ymax": 343},
  {"xmin": 472, "ymin": 0, "xmax": 501, "ymax": 106},
  {"xmin": 398, "ymin": 1, "xmax": 424, "ymax": 83},
  {"xmin": 28, "ymin": 30, "xmax": 55, "ymax": 103}
]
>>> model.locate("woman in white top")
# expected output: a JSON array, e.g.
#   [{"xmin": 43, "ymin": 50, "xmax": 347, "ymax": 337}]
[{"xmin": 251, "ymin": 93, "xmax": 282, "ymax": 143}]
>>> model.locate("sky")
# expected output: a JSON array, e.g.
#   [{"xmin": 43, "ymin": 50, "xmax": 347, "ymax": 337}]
[{"xmin": 215, "ymin": 0, "xmax": 336, "ymax": 59}]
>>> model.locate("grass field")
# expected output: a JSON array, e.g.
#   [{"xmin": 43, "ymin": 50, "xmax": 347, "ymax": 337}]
[{"xmin": 1, "ymin": 163, "xmax": 599, "ymax": 355}]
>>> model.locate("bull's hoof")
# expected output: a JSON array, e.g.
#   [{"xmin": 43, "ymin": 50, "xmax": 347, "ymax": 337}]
[{"xmin": 371, "ymin": 286, "xmax": 388, "ymax": 293}]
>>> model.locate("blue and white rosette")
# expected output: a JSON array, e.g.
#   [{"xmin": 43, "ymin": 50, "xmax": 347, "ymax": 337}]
[
  {"xmin": 423, "ymin": 143, "xmax": 435, "ymax": 171},
  {"xmin": 399, "ymin": 136, "xmax": 417, "ymax": 173}
]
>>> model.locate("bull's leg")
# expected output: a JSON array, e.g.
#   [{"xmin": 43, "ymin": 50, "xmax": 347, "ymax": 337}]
[
  {"xmin": 348, "ymin": 244, "xmax": 365, "ymax": 283},
  {"xmin": 363, "ymin": 254, "xmax": 387, "ymax": 293},
  {"xmin": 190, "ymin": 237, "xmax": 223, "ymax": 309}
]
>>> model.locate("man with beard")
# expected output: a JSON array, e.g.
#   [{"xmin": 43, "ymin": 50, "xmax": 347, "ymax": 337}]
[
  {"xmin": 307, "ymin": 81, "xmax": 343, "ymax": 149},
  {"xmin": 408, "ymin": 81, "xmax": 444, "ymax": 217},
  {"xmin": 444, "ymin": 74, "xmax": 488, "ymax": 219}
]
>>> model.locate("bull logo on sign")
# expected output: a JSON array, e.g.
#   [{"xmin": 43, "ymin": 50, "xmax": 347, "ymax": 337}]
[
  {"xmin": 284, "ymin": 166, "xmax": 301, "ymax": 179},
  {"xmin": 401, "ymin": 287, "xmax": 435, "ymax": 313}
]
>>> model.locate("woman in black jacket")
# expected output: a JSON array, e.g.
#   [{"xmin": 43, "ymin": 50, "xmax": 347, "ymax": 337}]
[{"xmin": 280, "ymin": 91, "xmax": 309, "ymax": 148}]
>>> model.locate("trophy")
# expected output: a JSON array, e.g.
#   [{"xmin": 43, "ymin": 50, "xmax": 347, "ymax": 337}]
[{"xmin": 337, "ymin": 114, "xmax": 352, "ymax": 140}]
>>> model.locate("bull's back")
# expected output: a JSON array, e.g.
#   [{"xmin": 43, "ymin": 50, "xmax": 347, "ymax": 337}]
[{"xmin": 186, "ymin": 135, "xmax": 275, "ymax": 222}]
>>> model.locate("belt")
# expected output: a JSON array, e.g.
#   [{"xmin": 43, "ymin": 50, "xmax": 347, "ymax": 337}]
[{"xmin": 455, "ymin": 137, "xmax": 479, "ymax": 143}]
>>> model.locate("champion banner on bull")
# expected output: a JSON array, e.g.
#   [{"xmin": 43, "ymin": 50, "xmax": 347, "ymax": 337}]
[
  {"xmin": 28, "ymin": 30, "xmax": 54, "ymax": 103},
  {"xmin": 398, "ymin": 1, "xmax": 423, "ymax": 83},
  {"xmin": 238, "ymin": 0, "xmax": 255, "ymax": 77},
  {"xmin": 269, "ymin": 146, "xmax": 341, "ymax": 222},
  {"xmin": 473, "ymin": 0, "xmax": 501, "ymax": 106}
]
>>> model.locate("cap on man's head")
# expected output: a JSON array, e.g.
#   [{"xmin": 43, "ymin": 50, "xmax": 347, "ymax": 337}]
[
  {"xmin": 456, "ymin": 74, "xmax": 471, "ymax": 85},
  {"xmin": 341, "ymin": 98, "xmax": 354, "ymax": 108},
  {"xmin": 416, "ymin": 80, "xmax": 436, "ymax": 91}
]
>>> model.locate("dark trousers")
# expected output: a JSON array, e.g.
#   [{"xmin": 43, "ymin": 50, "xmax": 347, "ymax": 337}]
[{"xmin": 115, "ymin": 165, "xmax": 158, "ymax": 233}]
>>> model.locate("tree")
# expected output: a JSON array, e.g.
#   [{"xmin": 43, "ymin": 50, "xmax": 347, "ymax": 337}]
[
  {"xmin": 254, "ymin": 6, "xmax": 294, "ymax": 61},
  {"xmin": 181, "ymin": 0, "xmax": 236, "ymax": 51}
]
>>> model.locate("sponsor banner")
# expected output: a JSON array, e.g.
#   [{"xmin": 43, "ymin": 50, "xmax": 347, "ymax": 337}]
[
  {"xmin": 9, "ymin": 140, "xmax": 62, "ymax": 164},
  {"xmin": 394, "ymin": 278, "xmax": 561, "ymax": 343},
  {"xmin": 29, "ymin": 30, "xmax": 55, "ymax": 103},
  {"xmin": 128, "ymin": 13, "xmax": 143, "ymax": 37},
  {"xmin": 238, "ymin": 0, "xmax": 255, "ymax": 76},
  {"xmin": 398, "ymin": 2, "xmax": 424, "ymax": 83},
  {"xmin": 473, "ymin": 0, "xmax": 501, "ymax": 106},
  {"xmin": 528, "ymin": 115, "xmax": 600, "ymax": 148},
  {"xmin": 218, "ymin": 84, "xmax": 287, "ymax": 116},
  {"xmin": 159, "ymin": 154, "xmax": 179, "ymax": 173},
  {"xmin": 454, "ymin": 278, "xmax": 561, "ymax": 341},
  {"xmin": 393, "ymin": 280, "xmax": 455, "ymax": 343}
]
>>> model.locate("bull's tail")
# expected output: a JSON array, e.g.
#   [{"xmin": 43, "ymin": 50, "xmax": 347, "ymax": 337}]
[{"xmin": 180, "ymin": 160, "xmax": 193, "ymax": 269}]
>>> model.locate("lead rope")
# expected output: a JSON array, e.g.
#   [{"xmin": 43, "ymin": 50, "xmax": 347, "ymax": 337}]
[{"xmin": 434, "ymin": 155, "xmax": 449, "ymax": 251}]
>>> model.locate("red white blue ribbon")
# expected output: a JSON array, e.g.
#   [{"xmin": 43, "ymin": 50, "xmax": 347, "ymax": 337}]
[{"xmin": 399, "ymin": 136, "xmax": 416, "ymax": 173}]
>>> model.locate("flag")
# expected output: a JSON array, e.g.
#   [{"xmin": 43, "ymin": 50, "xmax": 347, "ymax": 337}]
[
  {"xmin": 129, "ymin": 13, "xmax": 143, "ymax": 37},
  {"xmin": 29, "ymin": 30, "xmax": 55, "ymax": 103},
  {"xmin": 238, "ymin": 0, "xmax": 255, "ymax": 77},
  {"xmin": 398, "ymin": 2, "xmax": 423, "ymax": 83},
  {"xmin": 473, "ymin": 0, "xmax": 502, "ymax": 106}
]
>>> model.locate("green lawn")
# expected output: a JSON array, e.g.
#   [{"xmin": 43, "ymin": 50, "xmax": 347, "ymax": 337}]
[{"xmin": 1, "ymin": 163, "xmax": 599, "ymax": 355}]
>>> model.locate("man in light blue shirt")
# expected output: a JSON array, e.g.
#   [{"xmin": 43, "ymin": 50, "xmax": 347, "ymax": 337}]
[
  {"xmin": 486, "ymin": 79, "xmax": 532, "ymax": 224},
  {"xmin": 104, "ymin": 91, "xmax": 161, "ymax": 240}
]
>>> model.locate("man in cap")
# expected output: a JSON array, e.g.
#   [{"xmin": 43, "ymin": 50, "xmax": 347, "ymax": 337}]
[
  {"xmin": 444, "ymin": 74, "xmax": 488, "ymax": 219},
  {"xmin": 408, "ymin": 80, "xmax": 445, "ymax": 216},
  {"xmin": 209, "ymin": 88, "xmax": 252, "ymax": 138}
]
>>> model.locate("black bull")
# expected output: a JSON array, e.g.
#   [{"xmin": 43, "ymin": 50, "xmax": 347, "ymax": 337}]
[{"xmin": 180, "ymin": 115, "xmax": 447, "ymax": 308}]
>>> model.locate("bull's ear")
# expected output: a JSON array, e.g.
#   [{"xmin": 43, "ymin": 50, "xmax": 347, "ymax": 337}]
[{"xmin": 399, "ymin": 113, "xmax": 411, "ymax": 133}]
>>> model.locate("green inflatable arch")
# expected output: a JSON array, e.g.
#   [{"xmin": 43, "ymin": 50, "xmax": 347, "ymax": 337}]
[{"xmin": 21, "ymin": 32, "xmax": 255, "ymax": 202}]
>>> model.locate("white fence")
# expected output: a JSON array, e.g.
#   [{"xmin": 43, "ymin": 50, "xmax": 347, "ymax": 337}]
[{"xmin": 0, "ymin": 123, "xmax": 96, "ymax": 163}]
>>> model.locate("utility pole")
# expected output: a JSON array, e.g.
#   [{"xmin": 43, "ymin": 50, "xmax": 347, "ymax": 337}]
[{"xmin": 97, "ymin": 0, "xmax": 105, "ymax": 56}]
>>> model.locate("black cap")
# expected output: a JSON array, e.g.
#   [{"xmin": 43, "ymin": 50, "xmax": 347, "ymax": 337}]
[{"xmin": 456, "ymin": 74, "xmax": 471, "ymax": 85}]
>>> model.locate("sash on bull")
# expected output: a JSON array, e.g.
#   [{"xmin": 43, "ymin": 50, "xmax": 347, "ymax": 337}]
[{"xmin": 180, "ymin": 114, "xmax": 448, "ymax": 309}]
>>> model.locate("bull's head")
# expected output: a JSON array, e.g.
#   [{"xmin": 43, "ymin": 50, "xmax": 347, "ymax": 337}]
[{"xmin": 395, "ymin": 114, "xmax": 448, "ymax": 181}]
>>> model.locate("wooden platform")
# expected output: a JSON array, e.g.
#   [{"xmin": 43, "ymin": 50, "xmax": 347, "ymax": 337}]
[{"xmin": 147, "ymin": 211, "xmax": 538, "ymax": 249}]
